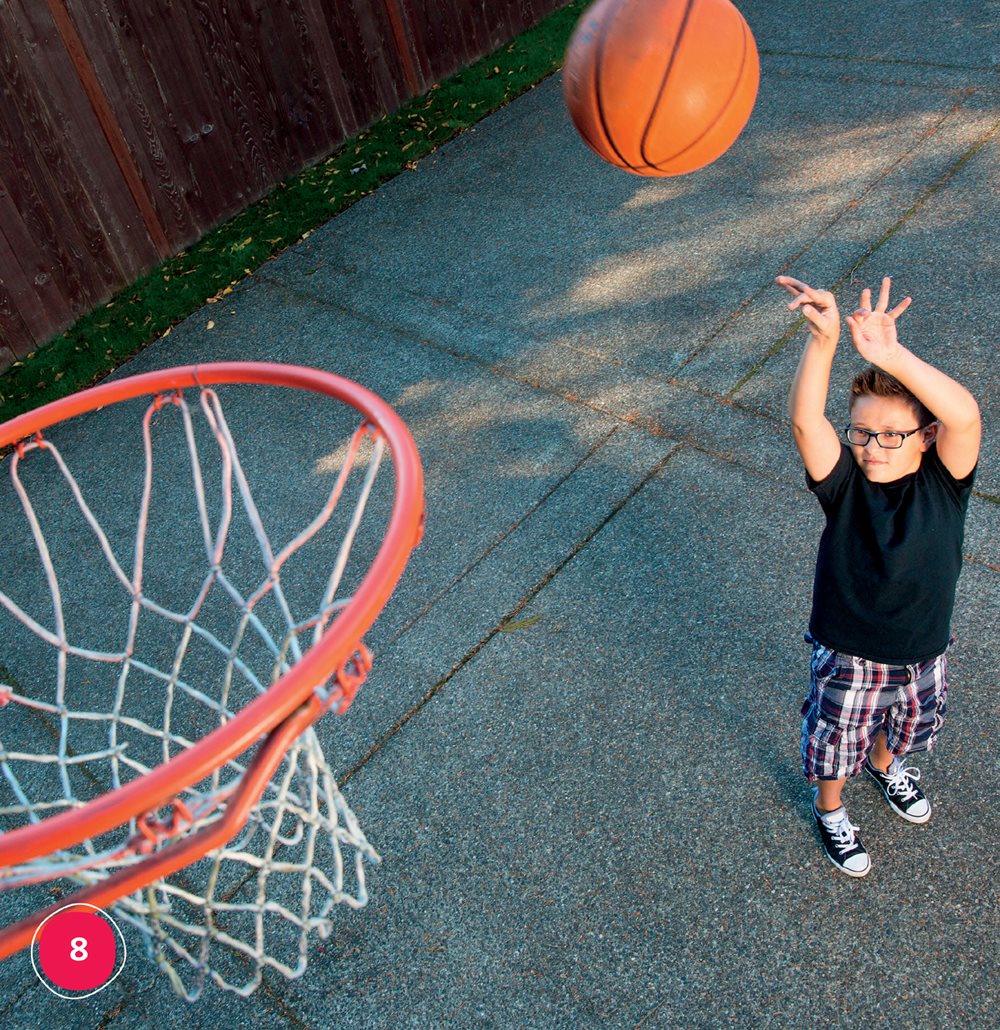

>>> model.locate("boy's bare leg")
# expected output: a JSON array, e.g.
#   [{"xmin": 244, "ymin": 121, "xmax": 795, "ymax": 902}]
[
  {"xmin": 867, "ymin": 731, "xmax": 894, "ymax": 773},
  {"xmin": 815, "ymin": 778, "xmax": 847, "ymax": 813}
]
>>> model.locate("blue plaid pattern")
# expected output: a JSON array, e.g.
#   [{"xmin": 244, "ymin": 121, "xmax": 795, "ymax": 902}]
[{"xmin": 800, "ymin": 634, "xmax": 950, "ymax": 781}]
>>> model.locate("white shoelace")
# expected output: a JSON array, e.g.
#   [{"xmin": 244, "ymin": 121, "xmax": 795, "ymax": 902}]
[
  {"xmin": 883, "ymin": 762, "xmax": 922, "ymax": 802},
  {"xmin": 823, "ymin": 811, "xmax": 861, "ymax": 854}
]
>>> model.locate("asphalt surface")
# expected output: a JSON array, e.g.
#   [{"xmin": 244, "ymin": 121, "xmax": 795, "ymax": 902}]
[{"xmin": 1, "ymin": 1, "xmax": 997, "ymax": 1026}]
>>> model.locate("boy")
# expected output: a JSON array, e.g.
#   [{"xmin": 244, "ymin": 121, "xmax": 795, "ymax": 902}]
[{"xmin": 776, "ymin": 274, "xmax": 981, "ymax": 877}]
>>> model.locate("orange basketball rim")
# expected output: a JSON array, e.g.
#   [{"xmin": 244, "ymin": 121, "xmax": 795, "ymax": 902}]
[{"xmin": 0, "ymin": 362, "xmax": 425, "ymax": 969}]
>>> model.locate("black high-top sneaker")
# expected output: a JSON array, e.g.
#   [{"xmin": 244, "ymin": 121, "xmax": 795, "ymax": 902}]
[
  {"xmin": 812, "ymin": 788, "xmax": 872, "ymax": 877},
  {"xmin": 864, "ymin": 757, "xmax": 931, "ymax": 824}
]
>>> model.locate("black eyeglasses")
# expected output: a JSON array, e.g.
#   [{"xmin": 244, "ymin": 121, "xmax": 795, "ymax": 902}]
[{"xmin": 844, "ymin": 425, "xmax": 931, "ymax": 449}]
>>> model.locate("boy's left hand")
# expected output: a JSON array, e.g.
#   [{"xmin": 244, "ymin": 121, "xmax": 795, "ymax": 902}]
[{"xmin": 846, "ymin": 277, "xmax": 912, "ymax": 366}]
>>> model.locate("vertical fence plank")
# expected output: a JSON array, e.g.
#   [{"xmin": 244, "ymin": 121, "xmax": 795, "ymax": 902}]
[
  {"xmin": 0, "ymin": 0, "xmax": 569, "ymax": 364},
  {"xmin": 46, "ymin": 0, "xmax": 172, "ymax": 258},
  {"xmin": 0, "ymin": 0, "xmax": 160, "ymax": 356}
]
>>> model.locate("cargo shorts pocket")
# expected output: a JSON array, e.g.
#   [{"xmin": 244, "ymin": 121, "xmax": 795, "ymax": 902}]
[{"xmin": 801, "ymin": 696, "xmax": 843, "ymax": 746}]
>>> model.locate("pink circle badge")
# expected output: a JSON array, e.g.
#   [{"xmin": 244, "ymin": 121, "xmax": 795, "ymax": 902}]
[{"xmin": 31, "ymin": 904, "xmax": 127, "ymax": 998}]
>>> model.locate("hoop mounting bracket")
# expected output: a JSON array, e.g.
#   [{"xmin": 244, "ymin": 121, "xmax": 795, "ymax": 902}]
[
  {"xmin": 327, "ymin": 643, "xmax": 374, "ymax": 715},
  {"xmin": 129, "ymin": 798, "xmax": 198, "ymax": 855}
]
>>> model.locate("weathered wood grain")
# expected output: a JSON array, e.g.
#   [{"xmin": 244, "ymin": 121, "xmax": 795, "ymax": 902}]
[{"xmin": 0, "ymin": 0, "xmax": 567, "ymax": 367}]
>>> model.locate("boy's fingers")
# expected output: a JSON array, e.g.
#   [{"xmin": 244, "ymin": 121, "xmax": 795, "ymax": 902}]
[
  {"xmin": 889, "ymin": 297, "xmax": 912, "ymax": 319},
  {"xmin": 789, "ymin": 292, "xmax": 818, "ymax": 310},
  {"xmin": 860, "ymin": 288, "xmax": 872, "ymax": 310},
  {"xmin": 876, "ymin": 276, "xmax": 891, "ymax": 312},
  {"xmin": 801, "ymin": 305, "xmax": 836, "ymax": 331},
  {"xmin": 777, "ymin": 277, "xmax": 835, "ymax": 308},
  {"xmin": 776, "ymin": 275, "xmax": 809, "ymax": 294},
  {"xmin": 792, "ymin": 298, "xmax": 820, "ymax": 317}
]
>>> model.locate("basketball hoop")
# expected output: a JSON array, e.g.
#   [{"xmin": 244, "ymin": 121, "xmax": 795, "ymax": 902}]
[{"xmin": 0, "ymin": 363, "xmax": 424, "ymax": 998}]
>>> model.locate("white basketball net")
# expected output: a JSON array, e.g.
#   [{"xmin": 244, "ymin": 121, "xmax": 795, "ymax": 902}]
[{"xmin": 0, "ymin": 385, "xmax": 389, "ymax": 999}]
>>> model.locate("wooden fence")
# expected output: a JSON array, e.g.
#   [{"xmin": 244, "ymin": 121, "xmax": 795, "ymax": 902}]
[{"xmin": 0, "ymin": 0, "xmax": 566, "ymax": 369}]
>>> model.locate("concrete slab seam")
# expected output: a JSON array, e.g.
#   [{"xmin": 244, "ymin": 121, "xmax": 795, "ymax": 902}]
[
  {"xmin": 768, "ymin": 68, "xmax": 1000, "ymax": 95},
  {"xmin": 607, "ymin": 97, "xmax": 987, "ymax": 382},
  {"xmin": 963, "ymin": 552, "xmax": 1000, "ymax": 574},
  {"xmin": 759, "ymin": 49, "xmax": 998, "ymax": 73},
  {"xmin": 382, "ymin": 424, "xmax": 624, "ymax": 651},
  {"xmin": 730, "ymin": 112, "xmax": 1000, "ymax": 395},
  {"xmin": 337, "ymin": 442, "xmax": 687, "ymax": 788}
]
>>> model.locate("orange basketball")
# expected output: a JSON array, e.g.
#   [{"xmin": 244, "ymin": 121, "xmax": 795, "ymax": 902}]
[{"xmin": 563, "ymin": 0, "xmax": 760, "ymax": 176}]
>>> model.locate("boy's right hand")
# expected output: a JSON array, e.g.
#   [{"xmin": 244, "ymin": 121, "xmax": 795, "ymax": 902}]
[{"xmin": 775, "ymin": 276, "xmax": 841, "ymax": 345}]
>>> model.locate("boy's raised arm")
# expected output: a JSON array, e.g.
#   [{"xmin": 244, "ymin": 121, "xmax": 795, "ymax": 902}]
[{"xmin": 777, "ymin": 276, "xmax": 843, "ymax": 482}]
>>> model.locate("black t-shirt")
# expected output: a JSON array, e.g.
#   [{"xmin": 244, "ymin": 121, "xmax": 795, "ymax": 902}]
[{"xmin": 807, "ymin": 443, "xmax": 976, "ymax": 664}]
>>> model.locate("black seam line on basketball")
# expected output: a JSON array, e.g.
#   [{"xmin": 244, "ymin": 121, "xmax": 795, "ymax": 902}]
[
  {"xmin": 338, "ymin": 443, "xmax": 686, "ymax": 788},
  {"xmin": 593, "ymin": 1, "xmax": 632, "ymax": 170},
  {"xmin": 645, "ymin": 9, "xmax": 752, "ymax": 170},
  {"xmin": 571, "ymin": 11, "xmax": 618, "ymax": 162},
  {"xmin": 381, "ymin": 424, "xmax": 623, "ymax": 651},
  {"xmin": 639, "ymin": 0, "xmax": 697, "ymax": 170},
  {"xmin": 728, "ymin": 111, "xmax": 1000, "ymax": 397}
]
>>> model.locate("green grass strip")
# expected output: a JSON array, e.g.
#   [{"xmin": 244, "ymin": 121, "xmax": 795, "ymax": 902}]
[{"xmin": 0, "ymin": 1, "xmax": 588, "ymax": 424}]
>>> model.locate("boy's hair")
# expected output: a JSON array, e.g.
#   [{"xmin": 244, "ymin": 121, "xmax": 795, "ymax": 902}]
[{"xmin": 849, "ymin": 366, "xmax": 935, "ymax": 425}]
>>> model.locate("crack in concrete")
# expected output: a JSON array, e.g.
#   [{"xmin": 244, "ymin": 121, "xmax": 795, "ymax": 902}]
[
  {"xmin": 339, "ymin": 442, "xmax": 686, "ymax": 786},
  {"xmin": 730, "ymin": 113, "xmax": 1000, "ymax": 395}
]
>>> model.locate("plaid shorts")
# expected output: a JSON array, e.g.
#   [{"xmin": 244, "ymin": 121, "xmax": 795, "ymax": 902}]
[{"xmin": 800, "ymin": 634, "xmax": 950, "ymax": 781}]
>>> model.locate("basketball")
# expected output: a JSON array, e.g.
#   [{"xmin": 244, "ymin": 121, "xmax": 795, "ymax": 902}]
[{"xmin": 563, "ymin": 0, "xmax": 760, "ymax": 176}]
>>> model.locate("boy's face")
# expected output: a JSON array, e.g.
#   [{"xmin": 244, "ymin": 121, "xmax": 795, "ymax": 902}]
[{"xmin": 848, "ymin": 394, "xmax": 936, "ymax": 483}]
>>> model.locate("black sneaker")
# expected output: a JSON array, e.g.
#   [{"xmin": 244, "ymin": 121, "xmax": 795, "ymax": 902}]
[
  {"xmin": 864, "ymin": 757, "xmax": 931, "ymax": 824},
  {"xmin": 812, "ymin": 789, "xmax": 871, "ymax": 877}
]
